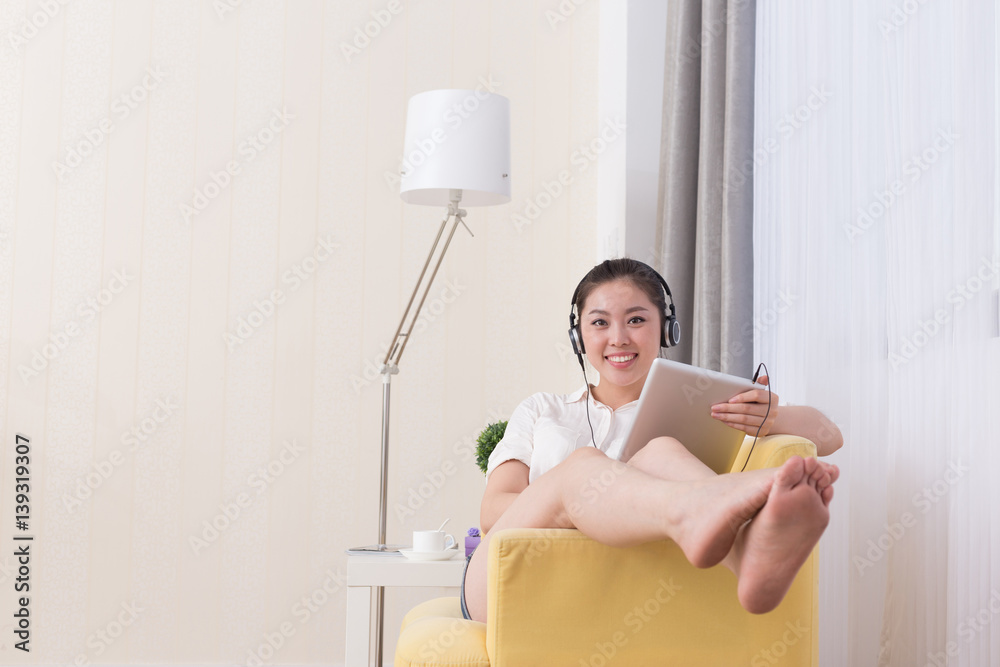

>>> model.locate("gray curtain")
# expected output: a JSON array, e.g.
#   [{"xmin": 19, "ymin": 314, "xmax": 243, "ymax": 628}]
[{"xmin": 655, "ymin": 0, "xmax": 756, "ymax": 377}]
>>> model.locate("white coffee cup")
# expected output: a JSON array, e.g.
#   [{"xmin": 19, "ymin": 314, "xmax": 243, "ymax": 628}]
[{"xmin": 413, "ymin": 530, "xmax": 456, "ymax": 553}]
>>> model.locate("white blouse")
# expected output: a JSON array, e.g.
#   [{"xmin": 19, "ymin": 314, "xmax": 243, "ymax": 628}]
[{"xmin": 485, "ymin": 385, "xmax": 639, "ymax": 483}]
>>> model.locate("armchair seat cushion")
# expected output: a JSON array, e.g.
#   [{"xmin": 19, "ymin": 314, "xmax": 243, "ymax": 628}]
[{"xmin": 396, "ymin": 597, "xmax": 488, "ymax": 667}]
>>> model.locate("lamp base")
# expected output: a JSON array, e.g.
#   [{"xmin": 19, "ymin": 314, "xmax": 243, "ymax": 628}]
[{"xmin": 346, "ymin": 543, "xmax": 408, "ymax": 555}]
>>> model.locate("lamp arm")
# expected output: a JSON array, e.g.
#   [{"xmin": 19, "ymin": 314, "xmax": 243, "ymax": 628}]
[
  {"xmin": 391, "ymin": 208, "xmax": 465, "ymax": 366},
  {"xmin": 382, "ymin": 193, "xmax": 467, "ymax": 370},
  {"xmin": 381, "ymin": 211, "xmax": 450, "ymax": 368}
]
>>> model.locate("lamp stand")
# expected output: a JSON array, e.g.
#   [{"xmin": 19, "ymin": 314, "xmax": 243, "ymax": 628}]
[{"xmin": 348, "ymin": 190, "xmax": 471, "ymax": 666}]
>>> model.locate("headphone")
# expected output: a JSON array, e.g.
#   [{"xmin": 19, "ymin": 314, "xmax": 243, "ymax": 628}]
[
  {"xmin": 568, "ymin": 262, "xmax": 680, "ymax": 359},
  {"xmin": 566, "ymin": 260, "xmax": 680, "ymax": 449}
]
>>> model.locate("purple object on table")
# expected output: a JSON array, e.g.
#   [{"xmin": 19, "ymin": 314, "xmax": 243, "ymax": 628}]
[{"xmin": 465, "ymin": 528, "xmax": 481, "ymax": 558}]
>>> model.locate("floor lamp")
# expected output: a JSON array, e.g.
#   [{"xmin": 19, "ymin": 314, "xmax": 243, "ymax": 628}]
[{"xmin": 349, "ymin": 88, "xmax": 510, "ymax": 666}]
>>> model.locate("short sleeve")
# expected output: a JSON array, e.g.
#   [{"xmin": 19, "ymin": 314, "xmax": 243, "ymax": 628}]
[{"xmin": 485, "ymin": 394, "xmax": 542, "ymax": 481}]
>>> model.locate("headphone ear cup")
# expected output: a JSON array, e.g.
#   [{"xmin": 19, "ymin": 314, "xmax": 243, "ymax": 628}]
[
  {"xmin": 568, "ymin": 325, "xmax": 585, "ymax": 356},
  {"xmin": 665, "ymin": 316, "xmax": 680, "ymax": 347}
]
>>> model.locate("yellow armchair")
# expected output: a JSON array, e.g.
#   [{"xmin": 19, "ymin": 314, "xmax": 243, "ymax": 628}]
[{"xmin": 395, "ymin": 435, "xmax": 819, "ymax": 667}]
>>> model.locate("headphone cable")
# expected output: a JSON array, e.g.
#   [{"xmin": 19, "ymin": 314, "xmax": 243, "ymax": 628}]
[
  {"xmin": 739, "ymin": 362, "xmax": 771, "ymax": 473},
  {"xmin": 577, "ymin": 355, "xmax": 598, "ymax": 448}
]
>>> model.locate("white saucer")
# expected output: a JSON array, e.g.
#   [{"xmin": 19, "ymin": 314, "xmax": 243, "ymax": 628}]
[{"xmin": 399, "ymin": 547, "xmax": 461, "ymax": 561}]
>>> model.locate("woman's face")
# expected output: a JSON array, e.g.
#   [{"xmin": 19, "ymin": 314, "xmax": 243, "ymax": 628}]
[{"xmin": 579, "ymin": 279, "xmax": 662, "ymax": 390}]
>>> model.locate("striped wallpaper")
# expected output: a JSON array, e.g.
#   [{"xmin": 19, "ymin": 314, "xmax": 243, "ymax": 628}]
[{"xmin": 0, "ymin": 0, "xmax": 603, "ymax": 663}]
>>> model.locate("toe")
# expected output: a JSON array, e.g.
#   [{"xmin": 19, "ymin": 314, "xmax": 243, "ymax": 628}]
[
  {"xmin": 775, "ymin": 456, "xmax": 806, "ymax": 490},
  {"xmin": 802, "ymin": 455, "xmax": 818, "ymax": 475},
  {"xmin": 821, "ymin": 464, "xmax": 840, "ymax": 493},
  {"xmin": 829, "ymin": 464, "xmax": 840, "ymax": 483},
  {"xmin": 808, "ymin": 460, "xmax": 828, "ymax": 488},
  {"xmin": 802, "ymin": 457, "xmax": 823, "ymax": 489}
]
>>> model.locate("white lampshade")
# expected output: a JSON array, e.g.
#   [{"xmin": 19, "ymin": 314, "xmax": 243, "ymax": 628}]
[{"xmin": 399, "ymin": 89, "xmax": 511, "ymax": 206}]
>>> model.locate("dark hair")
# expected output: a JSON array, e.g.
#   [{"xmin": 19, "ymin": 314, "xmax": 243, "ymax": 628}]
[{"xmin": 574, "ymin": 258, "xmax": 667, "ymax": 330}]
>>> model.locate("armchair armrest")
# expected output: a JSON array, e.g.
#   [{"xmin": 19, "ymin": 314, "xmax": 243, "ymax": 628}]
[
  {"xmin": 485, "ymin": 435, "xmax": 819, "ymax": 667},
  {"xmin": 731, "ymin": 433, "xmax": 819, "ymax": 472}
]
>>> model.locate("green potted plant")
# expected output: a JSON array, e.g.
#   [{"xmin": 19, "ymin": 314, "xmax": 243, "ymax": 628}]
[
  {"xmin": 467, "ymin": 419, "xmax": 508, "ymax": 549},
  {"xmin": 475, "ymin": 420, "xmax": 507, "ymax": 475}
]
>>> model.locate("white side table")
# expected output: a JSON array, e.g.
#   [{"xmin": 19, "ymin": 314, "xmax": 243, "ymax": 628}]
[{"xmin": 345, "ymin": 552, "xmax": 467, "ymax": 667}]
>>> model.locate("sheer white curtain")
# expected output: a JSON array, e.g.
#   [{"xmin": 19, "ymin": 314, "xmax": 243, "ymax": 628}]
[{"xmin": 754, "ymin": 2, "xmax": 1000, "ymax": 666}]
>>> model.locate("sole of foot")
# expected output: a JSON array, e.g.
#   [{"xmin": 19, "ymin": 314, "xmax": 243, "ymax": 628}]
[{"xmin": 736, "ymin": 456, "xmax": 831, "ymax": 614}]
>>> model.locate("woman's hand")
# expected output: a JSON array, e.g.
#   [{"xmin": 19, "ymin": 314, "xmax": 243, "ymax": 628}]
[{"xmin": 710, "ymin": 375, "xmax": 779, "ymax": 436}]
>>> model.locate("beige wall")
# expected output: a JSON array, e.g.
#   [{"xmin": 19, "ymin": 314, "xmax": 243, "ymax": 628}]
[{"xmin": 0, "ymin": 0, "xmax": 603, "ymax": 663}]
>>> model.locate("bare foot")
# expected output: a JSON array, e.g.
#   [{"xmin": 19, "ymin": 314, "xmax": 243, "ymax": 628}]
[
  {"xmin": 735, "ymin": 456, "xmax": 831, "ymax": 614},
  {"xmin": 668, "ymin": 468, "xmax": 777, "ymax": 569}
]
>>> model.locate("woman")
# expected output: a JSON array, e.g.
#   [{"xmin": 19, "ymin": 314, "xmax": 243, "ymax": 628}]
[{"xmin": 461, "ymin": 258, "xmax": 842, "ymax": 623}]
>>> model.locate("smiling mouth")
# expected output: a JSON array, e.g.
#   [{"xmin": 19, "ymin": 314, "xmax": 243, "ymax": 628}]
[{"xmin": 605, "ymin": 353, "xmax": 638, "ymax": 366}]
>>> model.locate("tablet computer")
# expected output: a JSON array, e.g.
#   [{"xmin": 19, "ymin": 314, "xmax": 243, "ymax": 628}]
[{"xmin": 620, "ymin": 358, "xmax": 760, "ymax": 473}]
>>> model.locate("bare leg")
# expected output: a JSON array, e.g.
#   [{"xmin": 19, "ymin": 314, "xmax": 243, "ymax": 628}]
[
  {"xmin": 463, "ymin": 445, "xmax": 780, "ymax": 622},
  {"xmin": 628, "ymin": 436, "xmax": 839, "ymax": 490},
  {"xmin": 625, "ymin": 435, "xmax": 719, "ymax": 482}
]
